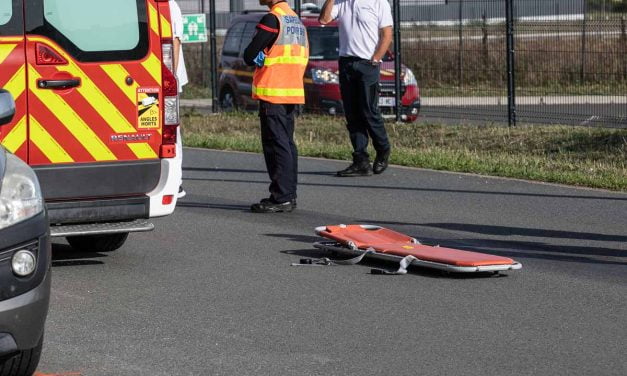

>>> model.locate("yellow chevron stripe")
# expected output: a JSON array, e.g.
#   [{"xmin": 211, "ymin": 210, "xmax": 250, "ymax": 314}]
[
  {"xmin": 101, "ymin": 63, "xmax": 162, "ymax": 137},
  {"xmin": 160, "ymin": 15, "xmax": 172, "ymax": 38},
  {"xmin": 3, "ymin": 65, "xmax": 26, "ymax": 99},
  {"xmin": 27, "ymin": 37, "xmax": 136, "ymax": 135},
  {"xmin": 141, "ymin": 53, "xmax": 161, "ymax": 83},
  {"xmin": 30, "ymin": 117, "xmax": 74, "ymax": 163},
  {"xmin": 0, "ymin": 36, "xmax": 23, "ymax": 43},
  {"xmin": 0, "ymin": 116, "xmax": 26, "ymax": 153},
  {"xmin": 28, "ymin": 65, "xmax": 117, "ymax": 161},
  {"xmin": 0, "ymin": 44, "xmax": 17, "ymax": 65},
  {"xmin": 149, "ymin": 3, "xmax": 160, "ymax": 36},
  {"xmin": 101, "ymin": 64, "xmax": 137, "ymax": 103},
  {"xmin": 127, "ymin": 143, "xmax": 158, "ymax": 159}
]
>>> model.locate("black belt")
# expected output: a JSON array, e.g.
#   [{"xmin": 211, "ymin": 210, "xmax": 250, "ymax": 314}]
[{"xmin": 339, "ymin": 56, "xmax": 368, "ymax": 62}]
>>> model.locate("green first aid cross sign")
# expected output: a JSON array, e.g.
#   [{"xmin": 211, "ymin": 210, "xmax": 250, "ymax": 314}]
[{"xmin": 182, "ymin": 14, "xmax": 207, "ymax": 43}]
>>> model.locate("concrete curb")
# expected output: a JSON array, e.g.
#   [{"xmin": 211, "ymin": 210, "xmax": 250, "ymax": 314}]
[{"xmin": 181, "ymin": 96, "xmax": 627, "ymax": 109}]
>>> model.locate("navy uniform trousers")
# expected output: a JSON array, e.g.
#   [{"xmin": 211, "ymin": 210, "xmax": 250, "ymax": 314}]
[
  {"xmin": 259, "ymin": 100, "xmax": 298, "ymax": 203},
  {"xmin": 339, "ymin": 56, "xmax": 390, "ymax": 163}
]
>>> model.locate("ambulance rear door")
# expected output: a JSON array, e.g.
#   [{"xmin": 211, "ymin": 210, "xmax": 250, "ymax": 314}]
[
  {"xmin": 0, "ymin": 0, "xmax": 27, "ymax": 161},
  {"xmin": 23, "ymin": 0, "xmax": 166, "ymax": 199}
]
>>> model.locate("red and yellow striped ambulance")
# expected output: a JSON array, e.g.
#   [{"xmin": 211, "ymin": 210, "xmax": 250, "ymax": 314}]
[{"xmin": 0, "ymin": 0, "xmax": 181, "ymax": 251}]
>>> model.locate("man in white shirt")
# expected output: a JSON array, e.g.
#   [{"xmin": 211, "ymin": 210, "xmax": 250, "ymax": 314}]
[
  {"xmin": 320, "ymin": 0, "xmax": 393, "ymax": 176},
  {"xmin": 170, "ymin": 0, "xmax": 189, "ymax": 92},
  {"xmin": 169, "ymin": 0, "xmax": 188, "ymax": 197}
]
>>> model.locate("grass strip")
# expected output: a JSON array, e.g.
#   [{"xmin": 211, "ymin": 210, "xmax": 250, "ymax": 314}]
[{"xmin": 182, "ymin": 111, "xmax": 627, "ymax": 191}]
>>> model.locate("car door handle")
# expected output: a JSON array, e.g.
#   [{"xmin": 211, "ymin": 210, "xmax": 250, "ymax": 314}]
[{"xmin": 37, "ymin": 78, "xmax": 81, "ymax": 89}]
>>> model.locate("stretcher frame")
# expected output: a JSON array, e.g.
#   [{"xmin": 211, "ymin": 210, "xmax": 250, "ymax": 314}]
[{"xmin": 314, "ymin": 225, "xmax": 522, "ymax": 273}]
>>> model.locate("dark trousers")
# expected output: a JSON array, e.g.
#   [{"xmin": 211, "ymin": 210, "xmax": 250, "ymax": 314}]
[
  {"xmin": 259, "ymin": 100, "xmax": 298, "ymax": 203},
  {"xmin": 339, "ymin": 56, "xmax": 390, "ymax": 163}
]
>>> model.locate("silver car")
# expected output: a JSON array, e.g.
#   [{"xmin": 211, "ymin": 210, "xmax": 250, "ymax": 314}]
[{"xmin": 0, "ymin": 89, "xmax": 50, "ymax": 375}]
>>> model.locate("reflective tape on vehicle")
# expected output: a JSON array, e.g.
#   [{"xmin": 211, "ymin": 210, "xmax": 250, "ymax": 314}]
[
  {"xmin": 1, "ymin": 116, "xmax": 26, "ymax": 153},
  {"xmin": 3, "ymin": 65, "xmax": 25, "ymax": 102},
  {"xmin": 30, "ymin": 117, "xmax": 74, "ymax": 163},
  {"xmin": 28, "ymin": 65, "xmax": 117, "ymax": 161},
  {"xmin": 0, "ymin": 44, "xmax": 17, "ymax": 64}
]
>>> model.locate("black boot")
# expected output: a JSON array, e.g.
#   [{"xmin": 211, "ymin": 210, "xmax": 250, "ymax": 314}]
[
  {"xmin": 373, "ymin": 149, "xmax": 391, "ymax": 175},
  {"xmin": 251, "ymin": 198, "xmax": 296, "ymax": 213},
  {"xmin": 336, "ymin": 160, "xmax": 373, "ymax": 177}
]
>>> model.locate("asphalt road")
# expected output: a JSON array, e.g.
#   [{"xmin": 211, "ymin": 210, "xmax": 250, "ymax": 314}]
[
  {"xmin": 38, "ymin": 148, "xmax": 627, "ymax": 376},
  {"xmin": 419, "ymin": 104, "xmax": 627, "ymax": 127},
  {"xmin": 180, "ymin": 100, "xmax": 627, "ymax": 128}
]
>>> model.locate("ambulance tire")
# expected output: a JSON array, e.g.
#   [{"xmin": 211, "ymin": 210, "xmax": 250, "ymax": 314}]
[
  {"xmin": 0, "ymin": 335, "xmax": 43, "ymax": 376},
  {"xmin": 66, "ymin": 233, "xmax": 129, "ymax": 253}
]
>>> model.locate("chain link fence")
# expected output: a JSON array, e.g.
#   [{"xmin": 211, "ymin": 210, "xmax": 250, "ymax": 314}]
[{"xmin": 177, "ymin": 0, "xmax": 627, "ymax": 128}]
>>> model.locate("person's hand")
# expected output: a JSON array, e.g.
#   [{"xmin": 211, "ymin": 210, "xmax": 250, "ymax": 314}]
[{"xmin": 253, "ymin": 51, "xmax": 266, "ymax": 67}]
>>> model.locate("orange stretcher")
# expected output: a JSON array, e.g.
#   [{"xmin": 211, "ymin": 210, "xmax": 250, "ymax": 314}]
[{"xmin": 313, "ymin": 224, "xmax": 522, "ymax": 273}]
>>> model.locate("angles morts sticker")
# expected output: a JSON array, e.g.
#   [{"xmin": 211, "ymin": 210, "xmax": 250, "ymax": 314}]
[{"xmin": 137, "ymin": 87, "xmax": 160, "ymax": 129}]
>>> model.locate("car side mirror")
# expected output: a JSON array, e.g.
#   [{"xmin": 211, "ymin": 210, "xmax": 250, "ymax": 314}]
[{"xmin": 0, "ymin": 89, "xmax": 16, "ymax": 126}]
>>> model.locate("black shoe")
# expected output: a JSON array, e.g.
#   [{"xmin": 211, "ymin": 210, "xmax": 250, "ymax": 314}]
[
  {"xmin": 251, "ymin": 198, "xmax": 296, "ymax": 213},
  {"xmin": 373, "ymin": 149, "xmax": 391, "ymax": 175},
  {"xmin": 336, "ymin": 162, "xmax": 373, "ymax": 177},
  {"xmin": 260, "ymin": 197, "xmax": 297, "ymax": 208}
]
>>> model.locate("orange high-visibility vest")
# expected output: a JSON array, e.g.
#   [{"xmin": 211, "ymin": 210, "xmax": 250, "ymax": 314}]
[{"xmin": 252, "ymin": 2, "xmax": 309, "ymax": 104}]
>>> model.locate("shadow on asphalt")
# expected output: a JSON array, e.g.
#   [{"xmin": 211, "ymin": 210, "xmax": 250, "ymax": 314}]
[
  {"xmin": 182, "ymin": 177, "xmax": 627, "ymax": 202},
  {"xmin": 263, "ymin": 233, "xmax": 321, "ymax": 244},
  {"xmin": 281, "ymin": 248, "xmax": 505, "ymax": 279},
  {"xmin": 183, "ymin": 167, "xmax": 336, "ymax": 177},
  {"xmin": 421, "ymin": 222, "xmax": 627, "ymax": 243},
  {"xmin": 176, "ymin": 200, "xmax": 250, "ymax": 212},
  {"xmin": 363, "ymin": 220, "xmax": 627, "ymax": 265},
  {"xmin": 51, "ymin": 243, "xmax": 106, "ymax": 267}
]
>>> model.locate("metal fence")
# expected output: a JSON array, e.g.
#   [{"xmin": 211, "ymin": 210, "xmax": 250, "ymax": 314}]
[{"xmin": 177, "ymin": 0, "xmax": 627, "ymax": 128}]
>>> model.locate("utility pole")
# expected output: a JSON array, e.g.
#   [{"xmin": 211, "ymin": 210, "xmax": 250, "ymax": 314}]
[
  {"xmin": 458, "ymin": 0, "xmax": 463, "ymax": 88},
  {"xmin": 505, "ymin": 0, "xmax": 516, "ymax": 127},
  {"xmin": 210, "ymin": 0, "xmax": 218, "ymax": 112},
  {"xmin": 393, "ymin": 0, "xmax": 402, "ymax": 122}
]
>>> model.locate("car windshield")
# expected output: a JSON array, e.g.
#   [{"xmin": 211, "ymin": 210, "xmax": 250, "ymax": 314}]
[
  {"xmin": 307, "ymin": 26, "xmax": 393, "ymax": 61},
  {"xmin": 307, "ymin": 26, "xmax": 339, "ymax": 60}
]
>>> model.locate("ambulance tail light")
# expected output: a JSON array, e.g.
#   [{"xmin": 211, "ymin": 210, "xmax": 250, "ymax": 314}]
[
  {"xmin": 36, "ymin": 43, "xmax": 68, "ymax": 65},
  {"xmin": 160, "ymin": 39, "xmax": 179, "ymax": 158}
]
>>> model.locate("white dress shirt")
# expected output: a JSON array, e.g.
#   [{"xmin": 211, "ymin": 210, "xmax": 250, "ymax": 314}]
[
  {"xmin": 169, "ymin": 0, "xmax": 189, "ymax": 92},
  {"xmin": 331, "ymin": 0, "xmax": 394, "ymax": 60}
]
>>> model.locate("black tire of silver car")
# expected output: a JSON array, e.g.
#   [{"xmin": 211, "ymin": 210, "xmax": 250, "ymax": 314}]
[
  {"xmin": 295, "ymin": 104, "xmax": 304, "ymax": 117},
  {"xmin": 219, "ymin": 86, "xmax": 237, "ymax": 111},
  {"xmin": 0, "ymin": 335, "xmax": 43, "ymax": 376},
  {"xmin": 66, "ymin": 233, "xmax": 129, "ymax": 253}
]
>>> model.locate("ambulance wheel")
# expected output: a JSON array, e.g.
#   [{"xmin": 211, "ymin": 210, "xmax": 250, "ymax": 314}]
[
  {"xmin": 219, "ymin": 86, "xmax": 238, "ymax": 112},
  {"xmin": 0, "ymin": 335, "xmax": 43, "ymax": 376},
  {"xmin": 66, "ymin": 233, "xmax": 129, "ymax": 253}
]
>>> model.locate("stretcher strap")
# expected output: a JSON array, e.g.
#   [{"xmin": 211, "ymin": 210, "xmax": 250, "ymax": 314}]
[
  {"xmin": 371, "ymin": 255, "xmax": 417, "ymax": 275},
  {"xmin": 293, "ymin": 250, "xmax": 418, "ymax": 276},
  {"xmin": 292, "ymin": 249, "xmax": 375, "ymax": 266}
]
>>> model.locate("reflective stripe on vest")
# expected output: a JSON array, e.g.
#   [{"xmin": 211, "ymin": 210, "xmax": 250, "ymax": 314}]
[
  {"xmin": 252, "ymin": 2, "xmax": 309, "ymax": 104},
  {"xmin": 252, "ymin": 86, "xmax": 304, "ymax": 97}
]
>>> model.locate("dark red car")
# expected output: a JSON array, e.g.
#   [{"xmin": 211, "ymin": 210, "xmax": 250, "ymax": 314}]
[{"xmin": 218, "ymin": 13, "xmax": 420, "ymax": 122}]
